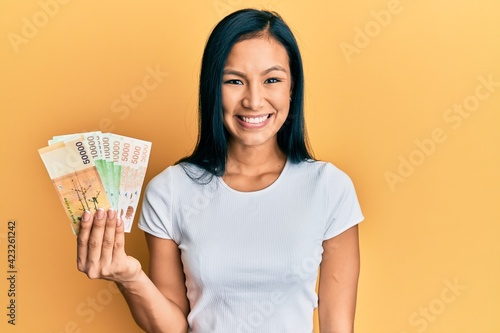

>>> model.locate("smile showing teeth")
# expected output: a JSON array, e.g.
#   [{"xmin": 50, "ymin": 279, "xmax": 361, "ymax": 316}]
[{"xmin": 239, "ymin": 115, "xmax": 270, "ymax": 124}]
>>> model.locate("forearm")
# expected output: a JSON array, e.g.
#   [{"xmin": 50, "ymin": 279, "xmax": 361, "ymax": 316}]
[
  {"xmin": 117, "ymin": 270, "xmax": 188, "ymax": 333},
  {"xmin": 318, "ymin": 277, "xmax": 358, "ymax": 333},
  {"xmin": 319, "ymin": 226, "xmax": 360, "ymax": 333}
]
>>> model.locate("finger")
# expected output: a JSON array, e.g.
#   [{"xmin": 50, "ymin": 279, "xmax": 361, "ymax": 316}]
[
  {"xmin": 76, "ymin": 210, "xmax": 93, "ymax": 271},
  {"xmin": 86, "ymin": 208, "xmax": 107, "ymax": 266},
  {"xmin": 113, "ymin": 214, "xmax": 126, "ymax": 259},
  {"xmin": 113, "ymin": 217, "xmax": 140, "ymax": 282},
  {"xmin": 99, "ymin": 209, "xmax": 117, "ymax": 267}
]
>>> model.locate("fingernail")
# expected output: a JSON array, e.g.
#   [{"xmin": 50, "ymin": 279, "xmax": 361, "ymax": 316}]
[
  {"xmin": 82, "ymin": 210, "xmax": 91, "ymax": 222},
  {"xmin": 108, "ymin": 209, "xmax": 116, "ymax": 219},
  {"xmin": 96, "ymin": 208, "xmax": 105, "ymax": 219},
  {"xmin": 116, "ymin": 217, "xmax": 123, "ymax": 227}
]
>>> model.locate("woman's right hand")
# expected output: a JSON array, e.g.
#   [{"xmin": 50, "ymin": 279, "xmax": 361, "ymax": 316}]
[
  {"xmin": 77, "ymin": 209, "xmax": 142, "ymax": 284},
  {"xmin": 77, "ymin": 209, "xmax": 189, "ymax": 332}
]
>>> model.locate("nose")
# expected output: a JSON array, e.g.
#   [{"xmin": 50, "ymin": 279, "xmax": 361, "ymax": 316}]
[{"xmin": 242, "ymin": 83, "xmax": 264, "ymax": 111}]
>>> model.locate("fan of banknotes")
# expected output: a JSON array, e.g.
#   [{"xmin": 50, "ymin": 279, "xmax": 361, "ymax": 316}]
[{"xmin": 38, "ymin": 132, "xmax": 152, "ymax": 235}]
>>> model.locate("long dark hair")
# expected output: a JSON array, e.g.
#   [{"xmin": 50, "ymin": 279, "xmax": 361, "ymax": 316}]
[{"xmin": 177, "ymin": 9, "xmax": 313, "ymax": 179}]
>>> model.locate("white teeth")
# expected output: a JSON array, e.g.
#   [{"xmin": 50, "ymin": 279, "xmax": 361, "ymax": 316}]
[{"xmin": 241, "ymin": 115, "xmax": 269, "ymax": 124}]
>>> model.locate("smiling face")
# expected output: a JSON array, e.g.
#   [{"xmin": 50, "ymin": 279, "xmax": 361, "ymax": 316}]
[{"xmin": 222, "ymin": 36, "xmax": 292, "ymax": 150}]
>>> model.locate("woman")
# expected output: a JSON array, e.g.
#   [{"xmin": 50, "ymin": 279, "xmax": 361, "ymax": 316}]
[{"xmin": 77, "ymin": 9, "xmax": 363, "ymax": 333}]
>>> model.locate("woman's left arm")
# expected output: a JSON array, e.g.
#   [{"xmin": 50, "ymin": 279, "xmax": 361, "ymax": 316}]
[{"xmin": 318, "ymin": 225, "xmax": 360, "ymax": 333}]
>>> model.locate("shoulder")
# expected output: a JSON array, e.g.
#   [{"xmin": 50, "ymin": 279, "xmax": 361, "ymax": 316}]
[
  {"xmin": 147, "ymin": 164, "xmax": 180, "ymax": 188},
  {"xmin": 147, "ymin": 163, "xmax": 205, "ymax": 186},
  {"xmin": 145, "ymin": 163, "xmax": 214, "ymax": 200},
  {"xmin": 287, "ymin": 160, "xmax": 358, "ymax": 201},
  {"xmin": 290, "ymin": 159, "xmax": 354, "ymax": 184}
]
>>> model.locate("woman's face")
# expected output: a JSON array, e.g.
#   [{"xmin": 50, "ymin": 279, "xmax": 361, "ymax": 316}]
[{"xmin": 222, "ymin": 36, "xmax": 292, "ymax": 149}]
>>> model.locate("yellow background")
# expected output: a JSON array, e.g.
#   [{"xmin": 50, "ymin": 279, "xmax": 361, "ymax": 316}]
[{"xmin": 1, "ymin": 0, "xmax": 499, "ymax": 332}]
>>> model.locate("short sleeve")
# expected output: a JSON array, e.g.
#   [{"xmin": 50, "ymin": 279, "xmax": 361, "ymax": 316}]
[
  {"xmin": 138, "ymin": 167, "xmax": 175, "ymax": 241},
  {"xmin": 323, "ymin": 164, "xmax": 364, "ymax": 240}
]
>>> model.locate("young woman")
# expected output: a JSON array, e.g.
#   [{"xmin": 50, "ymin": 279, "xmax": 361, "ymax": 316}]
[{"xmin": 77, "ymin": 9, "xmax": 363, "ymax": 333}]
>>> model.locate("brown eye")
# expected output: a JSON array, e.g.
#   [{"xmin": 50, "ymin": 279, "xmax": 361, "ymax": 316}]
[
  {"xmin": 265, "ymin": 78, "xmax": 280, "ymax": 84},
  {"xmin": 224, "ymin": 79, "xmax": 243, "ymax": 85}
]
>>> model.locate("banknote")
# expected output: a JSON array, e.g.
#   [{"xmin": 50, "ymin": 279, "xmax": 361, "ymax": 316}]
[
  {"xmin": 118, "ymin": 138, "xmax": 152, "ymax": 232},
  {"xmin": 39, "ymin": 132, "xmax": 152, "ymax": 234},
  {"xmin": 39, "ymin": 135, "xmax": 111, "ymax": 235}
]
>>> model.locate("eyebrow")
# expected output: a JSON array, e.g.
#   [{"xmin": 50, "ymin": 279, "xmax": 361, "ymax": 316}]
[{"xmin": 222, "ymin": 65, "xmax": 288, "ymax": 77}]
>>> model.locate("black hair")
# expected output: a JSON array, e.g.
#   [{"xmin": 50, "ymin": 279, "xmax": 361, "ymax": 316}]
[{"xmin": 177, "ymin": 8, "xmax": 313, "ymax": 179}]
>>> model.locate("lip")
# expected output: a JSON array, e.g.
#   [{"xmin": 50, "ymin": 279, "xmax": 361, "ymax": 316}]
[{"xmin": 235, "ymin": 113, "xmax": 273, "ymax": 129}]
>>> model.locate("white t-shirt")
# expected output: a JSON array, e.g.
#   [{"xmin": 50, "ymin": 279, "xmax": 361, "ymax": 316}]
[{"xmin": 139, "ymin": 159, "xmax": 364, "ymax": 333}]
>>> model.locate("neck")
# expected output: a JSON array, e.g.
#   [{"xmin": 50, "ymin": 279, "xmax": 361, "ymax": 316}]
[{"xmin": 225, "ymin": 140, "xmax": 286, "ymax": 175}]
